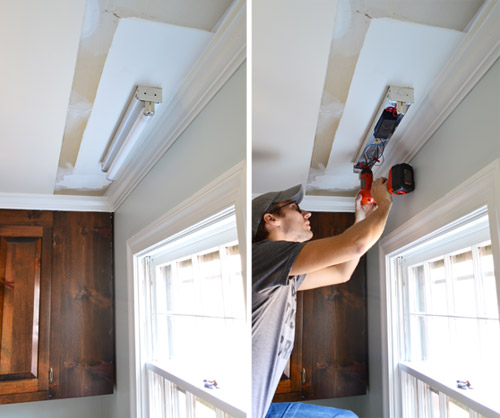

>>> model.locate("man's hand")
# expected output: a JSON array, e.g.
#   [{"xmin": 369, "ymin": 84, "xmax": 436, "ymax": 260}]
[
  {"xmin": 371, "ymin": 177, "xmax": 393, "ymax": 209},
  {"xmin": 355, "ymin": 194, "xmax": 377, "ymax": 223}
]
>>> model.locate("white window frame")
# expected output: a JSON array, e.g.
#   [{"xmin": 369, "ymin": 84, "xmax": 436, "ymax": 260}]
[
  {"xmin": 126, "ymin": 161, "xmax": 248, "ymax": 418},
  {"xmin": 379, "ymin": 159, "xmax": 500, "ymax": 417}
]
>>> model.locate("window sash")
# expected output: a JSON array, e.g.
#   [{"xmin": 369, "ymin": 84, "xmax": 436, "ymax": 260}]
[
  {"xmin": 401, "ymin": 239, "xmax": 499, "ymax": 360},
  {"xmin": 149, "ymin": 209, "xmax": 238, "ymax": 269},
  {"xmin": 399, "ymin": 210, "xmax": 489, "ymax": 267}
]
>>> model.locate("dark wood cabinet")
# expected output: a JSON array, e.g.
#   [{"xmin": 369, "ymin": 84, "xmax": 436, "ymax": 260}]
[
  {"xmin": 273, "ymin": 212, "xmax": 368, "ymax": 402},
  {"xmin": 0, "ymin": 222, "xmax": 52, "ymax": 403},
  {"xmin": 0, "ymin": 210, "xmax": 114, "ymax": 404}
]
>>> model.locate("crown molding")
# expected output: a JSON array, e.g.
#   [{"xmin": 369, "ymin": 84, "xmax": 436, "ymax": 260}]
[
  {"xmin": 375, "ymin": 0, "xmax": 500, "ymax": 176},
  {"xmin": 302, "ymin": 195, "xmax": 355, "ymax": 213},
  {"xmin": 106, "ymin": 0, "xmax": 246, "ymax": 211},
  {"xmin": 0, "ymin": 193, "xmax": 113, "ymax": 212}
]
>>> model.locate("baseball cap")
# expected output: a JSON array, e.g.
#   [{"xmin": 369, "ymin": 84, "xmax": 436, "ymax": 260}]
[{"xmin": 252, "ymin": 184, "xmax": 304, "ymax": 239}]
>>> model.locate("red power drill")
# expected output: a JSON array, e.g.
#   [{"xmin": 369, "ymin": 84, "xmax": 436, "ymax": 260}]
[
  {"xmin": 358, "ymin": 163, "xmax": 415, "ymax": 205},
  {"xmin": 359, "ymin": 167, "xmax": 375, "ymax": 205}
]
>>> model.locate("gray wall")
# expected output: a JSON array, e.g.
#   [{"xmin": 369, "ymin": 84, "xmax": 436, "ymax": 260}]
[
  {"xmin": 310, "ymin": 58, "xmax": 500, "ymax": 418},
  {"xmin": 109, "ymin": 62, "xmax": 246, "ymax": 418},
  {"xmin": 0, "ymin": 395, "xmax": 112, "ymax": 418}
]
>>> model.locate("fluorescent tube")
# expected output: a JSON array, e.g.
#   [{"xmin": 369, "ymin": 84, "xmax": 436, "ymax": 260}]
[{"xmin": 101, "ymin": 86, "xmax": 162, "ymax": 180}]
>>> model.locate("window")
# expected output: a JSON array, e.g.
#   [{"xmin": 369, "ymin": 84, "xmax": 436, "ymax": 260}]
[
  {"xmin": 127, "ymin": 163, "xmax": 248, "ymax": 418},
  {"xmin": 150, "ymin": 240, "xmax": 245, "ymax": 381},
  {"xmin": 380, "ymin": 160, "xmax": 500, "ymax": 418},
  {"xmin": 137, "ymin": 211, "xmax": 247, "ymax": 418},
  {"xmin": 397, "ymin": 211, "xmax": 499, "ymax": 417}
]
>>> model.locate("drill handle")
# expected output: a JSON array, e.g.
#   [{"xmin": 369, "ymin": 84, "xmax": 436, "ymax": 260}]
[{"xmin": 359, "ymin": 168, "xmax": 374, "ymax": 205}]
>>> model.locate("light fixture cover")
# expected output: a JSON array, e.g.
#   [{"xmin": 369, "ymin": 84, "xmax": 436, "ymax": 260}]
[{"xmin": 101, "ymin": 86, "xmax": 162, "ymax": 179}]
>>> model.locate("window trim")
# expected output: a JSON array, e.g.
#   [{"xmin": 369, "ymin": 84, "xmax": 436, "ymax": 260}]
[
  {"xmin": 379, "ymin": 158, "xmax": 500, "ymax": 417},
  {"xmin": 126, "ymin": 161, "xmax": 248, "ymax": 418}
]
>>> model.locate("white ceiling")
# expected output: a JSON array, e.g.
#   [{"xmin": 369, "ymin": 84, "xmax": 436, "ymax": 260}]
[
  {"xmin": 0, "ymin": 0, "xmax": 233, "ymax": 199},
  {"xmin": 0, "ymin": 0, "xmax": 494, "ymax": 209},
  {"xmin": 0, "ymin": 0, "xmax": 87, "ymax": 194},
  {"xmin": 252, "ymin": 0, "xmax": 487, "ymax": 200}
]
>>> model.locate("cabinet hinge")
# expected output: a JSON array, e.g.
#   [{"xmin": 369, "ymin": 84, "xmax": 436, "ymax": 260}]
[
  {"xmin": 301, "ymin": 368, "xmax": 306, "ymax": 385},
  {"xmin": 49, "ymin": 367, "xmax": 53, "ymax": 384}
]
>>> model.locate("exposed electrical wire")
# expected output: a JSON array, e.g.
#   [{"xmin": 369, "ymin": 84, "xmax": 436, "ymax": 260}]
[{"xmin": 361, "ymin": 139, "xmax": 387, "ymax": 169}]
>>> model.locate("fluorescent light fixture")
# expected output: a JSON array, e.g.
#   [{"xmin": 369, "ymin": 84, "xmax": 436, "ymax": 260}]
[
  {"xmin": 101, "ymin": 86, "xmax": 162, "ymax": 180},
  {"xmin": 353, "ymin": 86, "xmax": 413, "ymax": 171}
]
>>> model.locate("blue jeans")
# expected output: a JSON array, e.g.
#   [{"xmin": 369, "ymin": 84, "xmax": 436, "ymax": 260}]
[{"xmin": 266, "ymin": 402, "xmax": 359, "ymax": 417}]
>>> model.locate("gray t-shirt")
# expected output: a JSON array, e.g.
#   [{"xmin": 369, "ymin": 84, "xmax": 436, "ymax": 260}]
[{"xmin": 252, "ymin": 240, "xmax": 307, "ymax": 418}]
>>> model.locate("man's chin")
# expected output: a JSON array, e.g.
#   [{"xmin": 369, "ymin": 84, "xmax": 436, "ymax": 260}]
[{"xmin": 298, "ymin": 232, "xmax": 314, "ymax": 242}]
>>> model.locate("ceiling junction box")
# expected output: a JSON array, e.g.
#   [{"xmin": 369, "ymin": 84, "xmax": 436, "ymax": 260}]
[{"xmin": 353, "ymin": 86, "xmax": 414, "ymax": 172}]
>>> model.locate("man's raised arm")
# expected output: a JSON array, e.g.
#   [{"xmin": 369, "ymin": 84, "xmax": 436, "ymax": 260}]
[{"xmin": 294, "ymin": 177, "xmax": 392, "ymax": 290}]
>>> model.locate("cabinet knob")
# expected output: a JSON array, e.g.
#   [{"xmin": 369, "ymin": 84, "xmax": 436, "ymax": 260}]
[
  {"xmin": 301, "ymin": 368, "xmax": 306, "ymax": 384},
  {"xmin": 49, "ymin": 367, "xmax": 54, "ymax": 384}
]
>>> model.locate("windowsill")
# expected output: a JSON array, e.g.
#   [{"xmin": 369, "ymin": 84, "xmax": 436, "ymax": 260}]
[
  {"xmin": 147, "ymin": 361, "xmax": 247, "ymax": 418},
  {"xmin": 400, "ymin": 361, "xmax": 500, "ymax": 417}
]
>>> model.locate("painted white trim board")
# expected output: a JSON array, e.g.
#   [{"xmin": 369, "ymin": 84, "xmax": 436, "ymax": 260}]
[
  {"xmin": 0, "ymin": 193, "xmax": 112, "ymax": 212},
  {"xmin": 302, "ymin": 195, "xmax": 355, "ymax": 213}
]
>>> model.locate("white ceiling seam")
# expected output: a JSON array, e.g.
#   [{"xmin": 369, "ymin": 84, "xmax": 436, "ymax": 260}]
[
  {"xmin": 57, "ymin": 0, "xmax": 121, "ymax": 169},
  {"xmin": 55, "ymin": 17, "xmax": 214, "ymax": 194},
  {"xmin": 307, "ymin": 18, "xmax": 465, "ymax": 194}
]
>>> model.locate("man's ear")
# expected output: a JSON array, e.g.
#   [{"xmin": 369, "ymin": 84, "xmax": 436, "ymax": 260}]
[{"xmin": 263, "ymin": 212, "xmax": 280, "ymax": 226}]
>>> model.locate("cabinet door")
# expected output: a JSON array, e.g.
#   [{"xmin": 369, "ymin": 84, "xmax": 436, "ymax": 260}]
[
  {"xmin": 0, "ymin": 225, "xmax": 52, "ymax": 403},
  {"xmin": 273, "ymin": 212, "xmax": 367, "ymax": 401},
  {"xmin": 50, "ymin": 211, "xmax": 114, "ymax": 399}
]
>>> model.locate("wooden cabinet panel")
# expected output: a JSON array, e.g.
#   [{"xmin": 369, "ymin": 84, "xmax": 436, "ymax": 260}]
[
  {"xmin": 50, "ymin": 212, "xmax": 114, "ymax": 399},
  {"xmin": 273, "ymin": 212, "xmax": 367, "ymax": 402},
  {"xmin": 0, "ymin": 222, "xmax": 52, "ymax": 403},
  {"xmin": 0, "ymin": 210, "xmax": 114, "ymax": 404}
]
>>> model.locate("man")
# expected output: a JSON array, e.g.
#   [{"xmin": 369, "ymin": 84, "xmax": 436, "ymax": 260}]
[{"xmin": 252, "ymin": 178, "xmax": 393, "ymax": 418}]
